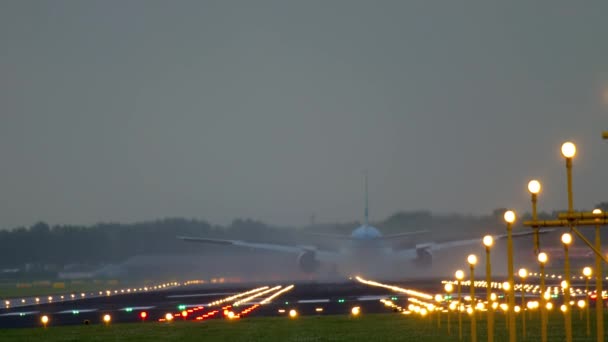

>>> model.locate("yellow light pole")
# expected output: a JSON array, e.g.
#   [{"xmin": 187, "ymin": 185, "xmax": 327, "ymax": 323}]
[
  {"xmin": 562, "ymin": 232, "xmax": 573, "ymax": 342},
  {"xmin": 502, "ymin": 281, "xmax": 511, "ymax": 328},
  {"xmin": 456, "ymin": 269, "xmax": 465, "ymax": 341},
  {"xmin": 583, "ymin": 266, "xmax": 592, "ymax": 337},
  {"xmin": 483, "ymin": 235, "xmax": 494, "ymax": 342},
  {"xmin": 445, "ymin": 283, "xmax": 454, "ymax": 336},
  {"xmin": 435, "ymin": 294, "xmax": 443, "ymax": 328},
  {"xmin": 528, "ymin": 180, "xmax": 541, "ymax": 254},
  {"xmin": 592, "ymin": 208, "xmax": 604, "ymax": 342},
  {"xmin": 538, "ymin": 252, "xmax": 548, "ymax": 342},
  {"xmin": 468, "ymin": 254, "xmax": 478, "ymax": 342},
  {"xmin": 504, "ymin": 210, "xmax": 517, "ymax": 342},
  {"xmin": 518, "ymin": 268, "xmax": 528, "ymax": 339}
]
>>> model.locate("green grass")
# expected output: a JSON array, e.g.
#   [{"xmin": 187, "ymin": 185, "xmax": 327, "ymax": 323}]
[{"xmin": 0, "ymin": 311, "xmax": 606, "ymax": 341}]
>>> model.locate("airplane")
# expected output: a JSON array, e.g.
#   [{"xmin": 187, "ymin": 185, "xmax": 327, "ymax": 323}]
[{"xmin": 178, "ymin": 175, "xmax": 549, "ymax": 277}]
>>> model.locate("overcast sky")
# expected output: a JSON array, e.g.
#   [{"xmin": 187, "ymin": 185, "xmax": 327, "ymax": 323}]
[{"xmin": 0, "ymin": 1, "xmax": 607, "ymax": 229}]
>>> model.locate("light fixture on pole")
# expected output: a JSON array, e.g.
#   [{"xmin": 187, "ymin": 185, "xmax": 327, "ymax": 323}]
[
  {"xmin": 538, "ymin": 252, "xmax": 548, "ymax": 342},
  {"xmin": 445, "ymin": 282, "xmax": 454, "ymax": 336},
  {"xmin": 582, "ymin": 266, "xmax": 592, "ymax": 337},
  {"xmin": 560, "ymin": 142, "xmax": 576, "ymax": 212},
  {"xmin": 527, "ymin": 180, "xmax": 542, "ymax": 254},
  {"xmin": 435, "ymin": 294, "xmax": 443, "ymax": 328},
  {"xmin": 592, "ymin": 208, "xmax": 604, "ymax": 342},
  {"xmin": 561, "ymin": 232, "xmax": 573, "ymax": 342},
  {"xmin": 518, "ymin": 268, "xmax": 528, "ymax": 339},
  {"xmin": 504, "ymin": 210, "xmax": 517, "ymax": 342},
  {"xmin": 483, "ymin": 235, "xmax": 494, "ymax": 342},
  {"xmin": 456, "ymin": 269, "xmax": 465, "ymax": 341},
  {"xmin": 468, "ymin": 254, "xmax": 478, "ymax": 342}
]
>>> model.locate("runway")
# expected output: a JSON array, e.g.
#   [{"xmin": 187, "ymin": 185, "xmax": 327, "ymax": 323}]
[
  {"xmin": 1, "ymin": 273, "xmax": 590, "ymax": 330},
  {"xmin": 0, "ymin": 279, "xmax": 435, "ymax": 328}
]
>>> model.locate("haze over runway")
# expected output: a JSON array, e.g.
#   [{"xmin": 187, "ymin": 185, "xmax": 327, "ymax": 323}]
[{"xmin": 1, "ymin": 1, "xmax": 608, "ymax": 229}]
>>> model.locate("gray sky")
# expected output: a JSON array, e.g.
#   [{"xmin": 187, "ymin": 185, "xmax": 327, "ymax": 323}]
[{"xmin": 1, "ymin": 1, "xmax": 607, "ymax": 229}]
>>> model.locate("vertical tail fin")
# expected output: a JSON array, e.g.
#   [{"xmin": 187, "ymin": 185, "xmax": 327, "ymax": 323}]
[{"xmin": 364, "ymin": 171, "xmax": 369, "ymax": 226}]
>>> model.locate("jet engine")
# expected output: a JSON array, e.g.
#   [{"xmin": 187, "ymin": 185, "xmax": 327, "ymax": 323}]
[
  {"xmin": 414, "ymin": 245, "xmax": 432, "ymax": 268},
  {"xmin": 297, "ymin": 250, "xmax": 320, "ymax": 273}
]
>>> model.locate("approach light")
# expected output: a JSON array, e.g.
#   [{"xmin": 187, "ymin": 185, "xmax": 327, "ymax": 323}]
[
  {"xmin": 504, "ymin": 210, "xmax": 516, "ymax": 224},
  {"xmin": 502, "ymin": 281, "xmax": 511, "ymax": 291},
  {"xmin": 528, "ymin": 180, "xmax": 541, "ymax": 195},
  {"xmin": 583, "ymin": 267, "xmax": 592, "ymax": 277},
  {"xmin": 467, "ymin": 254, "xmax": 477, "ymax": 266},
  {"xmin": 483, "ymin": 235, "xmax": 494, "ymax": 248},
  {"xmin": 444, "ymin": 283, "xmax": 454, "ymax": 293},
  {"xmin": 561, "ymin": 280, "xmax": 569, "ymax": 289},
  {"xmin": 165, "ymin": 313, "xmax": 174, "ymax": 321},
  {"xmin": 561, "ymin": 142, "xmax": 576, "ymax": 158},
  {"xmin": 103, "ymin": 314, "xmax": 111, "ymax": 324},
  {"xmin": 289, "ymin": 309, "xmax": 298, "ymax": 318},
  {"xmin": 140, "ymin": 312, "xmax": 147, "ymax": 320},
  {"xmin": 577, "ymin": 300, "xmax": 585, "ymax": 308},
  {"xmin": 538, "ymin": 252, "xmax": 548, "ymax": 264},
  {"xmin": 518, "ymin": 268, "xmax": 528, "ymax": 278},
  {"xmin": 561, "ymin": 233, "xmax": 573, "ymax": 245},
  {"xmin": 351, "ymin": 306, "xmax": 361, "ymax": 316},
  {"xmin": 455, "ymin": 270, "xmax": 465, "ymax": 280},
  {"xmin": 41, "ymin": 315, "xmax": 49, "ymax": 326},
  {"xmin": 593, "ymin": 209, "xmax": 603, "ymax": 215},
  {"xmin": 560, "ymin": 304, "xmax": 568, "ymax": 313}
]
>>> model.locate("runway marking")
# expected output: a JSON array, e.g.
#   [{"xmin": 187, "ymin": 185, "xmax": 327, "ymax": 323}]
[
  {"xmin": 167, "ymin": 292, "xmax": 235, "ymax": 299},
  {"xmin": 121, "ymin": 306, "xmax": 155, "ymax": 311},
  {"xmin": 357, "ymin": 295, "xmax": 390, "ymax": 301},
  {"xmin": 297, "ymin": 299, "xmax": 330, "ymax": 303},
  {"xmin": 56, "ymin": 309, "xmax": 98, "ymax": 314},
  {"xmin": 0, "ymin": 311, "xmax": 39, "ymax": 317}
]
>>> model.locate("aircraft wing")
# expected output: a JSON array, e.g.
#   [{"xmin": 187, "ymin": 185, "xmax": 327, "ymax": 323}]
[
  {"xmin": 378, "ymin": 230, "xmax": 430, "ymax": 240},
  {"xmin": 304, "ymin": 230, "xmax": 429, "ymax": 240},
  {"xmin": 395, "ymin": 228, "xmax": 555, "ymax": 254},
  {"xmin": 177, "ymin": 236, "xmax": 340, "ymax": 261}
]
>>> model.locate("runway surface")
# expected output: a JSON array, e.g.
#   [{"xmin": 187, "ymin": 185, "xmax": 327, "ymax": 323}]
[
  {"xmin": 1, "ymin": 273, "xmax": 591, "ymax": 330},
  {"xmin": 0, "ymin": 278, "xmax": 443, "ymax": 328}
]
